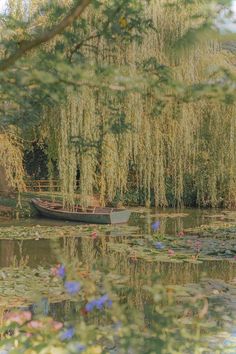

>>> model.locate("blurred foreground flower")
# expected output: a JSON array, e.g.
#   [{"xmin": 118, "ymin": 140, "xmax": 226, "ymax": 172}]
[
  {"xmin": 52, "ymin": 321, "xmax": 63, "ymax": 331},
  {"xmin": 85, "ymin": 294, "xmax": 112, "ymax": 312},
  {"xmin": 27, "ymin": 318, "xmax": 63, "ymax": 332},
  {"xmin": 74, "ymin": 342, "xmax": 86, "ymax": 352},
  {"xmin": 28, "ymin": 320, "xmax": 43, "ymax": 329},
  {"xmin": 60, "ymin": 327, "xmax": 75, "ymax": 341},
  {"xmin": 151, "ymin": 220, "xmax": 160, "ymax": 232},
  {"xmin": 65, "ymin": 281, "xmax": 81, "ymax": 295},
  {"xmin": 5, "ymin": 311, "xmax": 31, "ymax": 325}
]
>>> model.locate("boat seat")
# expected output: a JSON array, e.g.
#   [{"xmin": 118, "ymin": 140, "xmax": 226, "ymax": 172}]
[
  {"xmin": 74, "ymin": 205, "xmax": 96, "ymax": 213},
  {"xmin": 86, "ymin": 208, "xmax": 96, "ymax": 213}
]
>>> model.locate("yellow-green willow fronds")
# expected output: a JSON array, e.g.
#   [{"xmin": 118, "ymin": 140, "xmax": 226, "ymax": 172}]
[{"xmin": 0, "ymin": 132, "xmax": 26, "ymax": 192}]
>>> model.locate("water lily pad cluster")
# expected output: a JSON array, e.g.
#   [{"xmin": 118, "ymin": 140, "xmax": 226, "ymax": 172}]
[
  {"xmin": 0, "ymin": 224, "xmax": 140, "ymax": 240},
  {"xmin": 0, "ymin": 267, "xmax": 67, "ymax": 308}
]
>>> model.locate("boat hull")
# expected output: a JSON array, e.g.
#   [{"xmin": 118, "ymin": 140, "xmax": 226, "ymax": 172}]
[{"xmin": 31, "ymin": 199, "xmax": 131, "ymax": 224}]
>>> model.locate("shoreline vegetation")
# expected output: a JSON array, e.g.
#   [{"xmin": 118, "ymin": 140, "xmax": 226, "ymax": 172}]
[{"xmin": 2, "ymin": 192, "xmax": 236, "ymax": 220}]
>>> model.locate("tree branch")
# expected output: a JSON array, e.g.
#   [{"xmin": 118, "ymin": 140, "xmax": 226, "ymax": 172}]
[
  {"xmin": 0, "ymin": 0, "xmax": 91, "ymax": 71},
  {"xmin": 68, "ymin": 32, "xmax": 101, "ymax": 61},
  {"xmin": 68, "ymin": 3, "xmax": 124, "ymax": 61}
]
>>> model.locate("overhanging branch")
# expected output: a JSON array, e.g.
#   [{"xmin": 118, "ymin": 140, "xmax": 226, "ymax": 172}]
[{"xmin": 0, "ymin": 0, "xmax": 91, "ymax": 71}]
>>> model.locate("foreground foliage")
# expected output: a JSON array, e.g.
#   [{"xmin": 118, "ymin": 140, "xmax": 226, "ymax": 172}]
[
  {"xmin": 0, "ymin": 261, "xmax": 235, "ymax": 353},
  {"xmin": 0, "ymin": 211, "xmax": 235, "ymax": 352}
]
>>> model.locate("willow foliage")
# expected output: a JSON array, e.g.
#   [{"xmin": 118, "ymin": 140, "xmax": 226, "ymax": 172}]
[
  {"xmin": 2, "ymin": 0, "xmax": 236, "ymax": 208},
  {"xmin": 0, "ymin": 132, "xmax": 26, "ymax": 192},
  {"xmin": 42, "ymin": 0, "xmax": 236, "ymax": 208}
]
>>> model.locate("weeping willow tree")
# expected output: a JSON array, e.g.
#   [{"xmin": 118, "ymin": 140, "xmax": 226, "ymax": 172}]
[
  {"xmin": 0, "ymin": 132, "xmax": 26, "ymax": 194},
  {"xmin": 39, "ymin": 0, "xmax": 236, "ymax": 208},
  {"xmin": 0, "ymin": 0, "xmax": 30, "ymax": 195},
  {"xmin": 2, "ymin": 0, "xmax": 236, "ymax": 207}
]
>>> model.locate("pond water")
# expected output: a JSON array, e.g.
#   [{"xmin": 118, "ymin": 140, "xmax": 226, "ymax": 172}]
[
  {"xmin": 0, "ymin": 207, "xmax": 235, "ymax": 275},
  {"xmin": 0, "ymin": 207, "xmax": 236, "ymax": 345}
]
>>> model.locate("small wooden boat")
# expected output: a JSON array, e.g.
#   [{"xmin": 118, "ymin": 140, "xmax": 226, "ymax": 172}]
[{"xmin": 31, "ymin": 198, "xmax": 131, "ymax": 224}]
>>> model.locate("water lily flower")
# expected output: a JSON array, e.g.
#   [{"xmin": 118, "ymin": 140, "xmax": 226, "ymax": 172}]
[
  {"xmin": 155, "ymin": 242, "xmax": 165, "ymax": 250},
  {"xmin": 65, "ymin": 281, "xmax": 81, "ymax": 295},
  {"xmin": 51, "ymin": 264, "xmax": 66, "ymax": 278},
  {"xmin": 60, "ymin": 327, "xmax": 75, "ymax": 340},
  {"xmin": 151, "ymin": 220, "xmax": 160, "ymax": 232},
  {"xmin": 91, "ymin": 231, "xmax": 97, "ymax": 239},
  {"xmin": 194, "ymin": 240, "xmax": 202, "ymax": 251},
  {"xmin": 168, "ymin": 249, "xmax": 175, "ymax": 256},
  {"xmin": 233, "ymin": 255, "xmax": 236, "ymax": 260},
  {"xmin": 177, "ymin": 230, "xmax": 184, "ymax": 237},
  {"xmin": 85, "ymin": 294, "xmax": 112, "ymax": 312}
]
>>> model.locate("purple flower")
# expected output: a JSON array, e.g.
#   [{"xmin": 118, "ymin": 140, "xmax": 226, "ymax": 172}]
[
  {"xmin": 155, "ymin": 242, "xmax": 165, "ymax": 250},
  {"xmin": 57, "ymin": 265, "xmax": 66, "ymax": 278},
  {"xmin": 96, "ymin": 294, "xmax": 112, "ymax": 310},
  {"xmin": 65, "ymin": 281, "xmax": 81, "ymax": 295},
  {"xmin": 85, "ymin": 294, "xmax": 112, "ymax": 312},
  {"xmin": 60, "ymin": 327, "xmax": 75, "ymax": 340},
  {"xmin": 85, "ymin": 300, "xmax": 97, "ymax": 312},
  {"xmin": 151, "ymin": 220, "xmax": 160, "ymax": 232},
  {"xmin": 74, "ymin": 343, "xmax": 86, "ymax": 352}
]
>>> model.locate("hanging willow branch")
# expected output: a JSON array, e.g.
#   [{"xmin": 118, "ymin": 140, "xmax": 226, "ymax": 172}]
[{"xmin": 0, "ymin": 0, "xmax": 91, "ymax": 71}]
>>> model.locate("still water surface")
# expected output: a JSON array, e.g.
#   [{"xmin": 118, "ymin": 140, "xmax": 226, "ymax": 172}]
[{"xmin": 0, "ymin": 208, "xmax": 235, "ymax": 323}]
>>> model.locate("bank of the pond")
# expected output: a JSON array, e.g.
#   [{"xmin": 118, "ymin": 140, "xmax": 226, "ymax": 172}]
[
  {"xmin": 0, "ymin": 194, "xmax": 39, "ymax": 219},
  {"xmin": 0, "ymin": 192, "xmax": 71, "ymax": 219}
]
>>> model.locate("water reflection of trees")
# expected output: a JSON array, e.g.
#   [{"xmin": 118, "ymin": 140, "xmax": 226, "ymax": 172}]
[
  {"xmin": 0, "ymin": 234, "xmax": 235, "ymax": 327},
  {"xmin": 0, "ymin": 240, "xmax": 15, "ymax": 267},
  {"xmin": 43, "ymin": 236, "xmax": 234, "ymax": 330},
  {"xmin": 60, "ymin": 236, "xmax": 236, "ymax": 283},
  {"xmin": 54, "ymin": 236, "xmax": 236, "ymax": 315}
]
